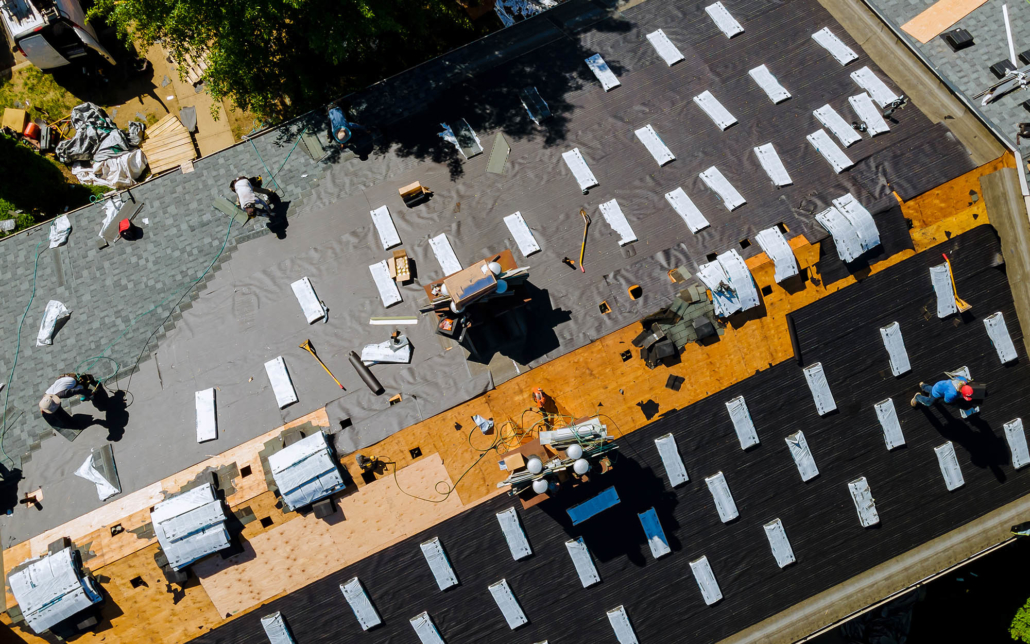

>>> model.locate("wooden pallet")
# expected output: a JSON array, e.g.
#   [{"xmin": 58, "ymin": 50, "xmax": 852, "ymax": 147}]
[
  {"xmin": 140, "ymin": 114, "xmax": 197, "ymax": 175},
  {"xmin": 181, "ymin": 51, "xmax": 210, "ymax": 85}
]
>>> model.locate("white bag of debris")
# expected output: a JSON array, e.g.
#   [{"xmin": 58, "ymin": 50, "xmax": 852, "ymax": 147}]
[
  {"xmin": 48, "ymin": 214, "xmax": 71, "ymax": 248},
  {"xmin": 72, "ymin": 150, "xmax": 148, "ymax": 190},
  {"xmin": 36, "ymin": 300, "xmax": 71, "ymax": 346},
  {"xmin": 75, "ymin": 449, "xmax": 121, "ymax": 501}
]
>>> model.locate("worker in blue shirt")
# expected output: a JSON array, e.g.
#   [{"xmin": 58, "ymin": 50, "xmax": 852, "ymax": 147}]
[{"xmin": 911, "ymin": 377, "xmax": 974, "ymax": 408}]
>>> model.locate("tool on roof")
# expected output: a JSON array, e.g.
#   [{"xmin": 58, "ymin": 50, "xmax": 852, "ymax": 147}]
[
  {"xmin": 299, "ymin": 339, "xmax": 344, "ymax": 389},
  {"xmin": 349, "ymin": 351, "xmax": 384, "ymax": 395},
  {"xmin": 942, "ymin": 253, "xmax": 971, "ymax": 313},
  {"xmin": 578, "ymin": 209, "xmax": 590, "ymax": 273}
]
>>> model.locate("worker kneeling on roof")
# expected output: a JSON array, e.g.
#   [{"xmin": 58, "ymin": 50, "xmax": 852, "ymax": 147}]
[
  {"xmin": 39, "ymin": 373, "xmax": 96, "ymax": 429},
  {"xmin": 230, "ymin": 176, "xmax": 278, "ymax": 219},
  {"xmin": 911, "ymin": 376, "xmax": 973, "ymax": 408}
]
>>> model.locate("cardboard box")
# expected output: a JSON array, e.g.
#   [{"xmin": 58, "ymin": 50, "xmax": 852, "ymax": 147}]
[
  {"xmin": 502, "ymin": 453, "xmax": 526, "ymax": 472},
  {"xmin": 2, "ymin": 108, "xmax": 28, "ymax": 133}
]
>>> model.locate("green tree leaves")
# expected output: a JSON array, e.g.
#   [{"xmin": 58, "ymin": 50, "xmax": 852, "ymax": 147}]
[
  {"xmin": 1012, "ymin": 597, "xmax": 1030, "ymax": 643},
  {"xmin": 89, "ymin": 0, "xmax": 481, "ymax": 122}
]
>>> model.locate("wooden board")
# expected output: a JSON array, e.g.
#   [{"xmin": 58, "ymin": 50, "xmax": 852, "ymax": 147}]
[
  {"xmin": 193, "ymin": 453, "xmax": 490, "ymax": 616},
  {"xmin": 141, "ymin": 115, "xmax": 198, "ymax": 175},
  {"xmin": 902, "ymin": 0, "xmax": 989, "ymax": 43}
]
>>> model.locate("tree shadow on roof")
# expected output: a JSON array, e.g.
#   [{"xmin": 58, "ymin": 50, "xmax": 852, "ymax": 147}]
[{"xmin": 263, "ymin": 0, "xmax": 633, "ymax": 180}]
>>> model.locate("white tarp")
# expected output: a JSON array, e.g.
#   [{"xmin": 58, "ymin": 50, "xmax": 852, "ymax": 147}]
[
  {"xmin": 718, "ymin": 249, "xmax": 760, "ymax": 310},
  {"xmin": 664, "ymin": 187, "xmax": 710, "ymax": 233},
  {"xmin": 268, "ymin": 431, "xmax": 346, "ymax": 510},
  {"xmin": 634, "ymin": 124, "xmax": 675, "ymax": 166},
  {"xmin": 36, "ymin": 300, "xmax": 70, "ymax": 346},
  {"xmin": 705, "ymin": 2, "xmax": 744, "ymax": 38},
  {"xmin": 848, "ymin": 92, "xmax": 890, "ymax": 136},
  {"xmin": 804, "ymin": 362, "xmax": 837, "ymax": 415},
  {"xmin": 807, "ymin": 129, "xmax": 854, "ymax": 173},
  {"xmin": 429, "ymin": 233, "xmax": 463, "ymax": 276},
  {"xmin": 361, "ymin": 336, "xmax": 412, "ymax": 364},
  {"xmin": 9, "ymin": 548, "xmax": 102, "ymax": 634},
  {"xmin": 694, "ymin": 90, "xmax": 737, "ymax": 130},
  {"xmin": 598, "ymin": 199, "xmax": 638, "ymax": 246},
  {"xmin": 291, "ymin": 277, "xmax": 327, "ymax": 324},
  {"xmin": 503, "ymin": 211, "xmax": 541, "ymax": 257},
  {"xmin": 98, "ymin": 198, "xmax": 118, "ymax": 239},
  {"xmin": 833, "ymin": 193, "xmax": 880, "ymax": 254},
  {"xmin": 151, "ymin": 483, "xmax": 230, "ymax": 570},
  {"xmin": 930, "ymin": 264, "xmax": 959, "ymax": 318},
  {"xmin": 369, "ymin": 260, "xmax": 402, "ymax": 308},
  {"xmin": 195, "ymin": 388, "xmax": 217, "ymax": 443},
  {"xmin": 70, "ymin": 149, "xmax": 147, "ymax": 190},
  {"xmin": 850, "ymin": 66, "xmax": 898, "ymax": 107},
  {"xmin": 585, "ymin": 53, "xmax": 620, "ymax": 91},
  {"xmin": 812, "ymin": 27, "xmax": 858, "ymax": 66},
  {"xmin": 646, "ymin": 29, "xmax": 684, "ymax": 65},
  {"xmin": 700, "ymin": 166, "xmax": 746, "ymax": 210},
  {"xmin": 754, "ymin": 227, "xmax": 799, "ymax": 282},
  {"xmin": 754, "ymin": 143, "xmax": 792, "ymax": 187},
  {"xmin": 749, "ymin": 65, "xmax": 791, "ymax": 103},
  {"xmin": 49, "ymin": 214, "xmax": 71, "ymax": 248},
  {"xmin": 697, "ymin": 259, "xmax": 740, "ymax": 317},
  {"xmin": 260, "ymin": 612, "xmax": 297, "ymax": 644},
  {"xmin": 74, "ymin": 449, "xmax": 120, "ymax": 500},
  {"xmin": 561, "ymin": 148, "xmax": 599, "ymax": 191},
  {"xmin": 370, "ymin": 205, "xmax": 401, "ymax": 250},
  {"xmin": 264, "ymin": 356, "xmax": 298, "ymax": 408},
  {"xmin": 814, "ymin": 104, "xmax": 861, "ymax": 147}
]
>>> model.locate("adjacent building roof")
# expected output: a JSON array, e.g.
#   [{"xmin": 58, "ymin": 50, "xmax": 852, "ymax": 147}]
[
  {"xmin": 8, "ymin": 547, "xmax": 102, "ymax": 634},
  {"xmin": 268, "ymin": 431, "xmax": 346, "ymax": 511},
  {"xmin": 865, "ymin": 0, "xmax": 1030, "ymax": 146},
  {"xmin": 151, "ymin": 483, "xmax": 231, "ymax": 571}
]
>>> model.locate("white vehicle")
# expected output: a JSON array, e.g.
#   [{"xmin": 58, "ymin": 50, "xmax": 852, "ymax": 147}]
[{"xmin": 0, "ymin": 0, "xmax": 115, "ymax": 70}]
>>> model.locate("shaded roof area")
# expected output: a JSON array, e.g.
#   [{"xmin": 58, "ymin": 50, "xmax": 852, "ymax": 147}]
[
  {"xmin": 0, "ymin": 0, "xmax": 976, "ymax": 549},
  {"xmin": 193, "ymin": 225, "xmax": 1030, "ymax": 644},
  {"xmin": 866, "ymin": 0, "xmax": 1030, "ymax": 145}
]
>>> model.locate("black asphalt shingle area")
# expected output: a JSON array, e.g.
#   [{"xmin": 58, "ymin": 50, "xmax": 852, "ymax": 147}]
[{"xmin": 195, "ymin": 224, "xmax": 1030, "ymax": 644}]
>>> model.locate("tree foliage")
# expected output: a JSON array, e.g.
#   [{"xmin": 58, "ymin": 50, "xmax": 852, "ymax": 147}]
[
  {"xmin": 89, "ymin": 0, "xmax": 480, "ymax": 122},
  {"xmin": 1012, "ymin": 597, "xmax": 1030, "ymax": 643}
]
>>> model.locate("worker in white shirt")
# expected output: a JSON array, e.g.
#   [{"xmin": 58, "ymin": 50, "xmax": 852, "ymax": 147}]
[
  {"xmin": 229, "ymin": 176, "xmax": 278, "ymax": 218},
  {"xmin": 38, "ymin": 374, "xmax": 95, "ymax": 429}
]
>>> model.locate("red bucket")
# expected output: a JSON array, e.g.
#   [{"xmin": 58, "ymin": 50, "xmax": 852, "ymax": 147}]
[{"xmin": 22, "ymin": 122, "xmax": 40, "ymax": 140}]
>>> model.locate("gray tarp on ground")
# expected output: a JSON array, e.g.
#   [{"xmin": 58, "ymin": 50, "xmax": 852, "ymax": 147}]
[{"xmin": 56, "ymin": 103, "xmax": 146, "ymax": 164}]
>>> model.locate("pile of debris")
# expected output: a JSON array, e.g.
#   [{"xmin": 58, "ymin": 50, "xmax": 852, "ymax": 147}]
[
  {"xmin": 633, "ymin": 284, "xmax": 724, "ymax": 369},
  {"xmin": 57, "ymin": 103, "xmax": 149, "ymax": 190}
]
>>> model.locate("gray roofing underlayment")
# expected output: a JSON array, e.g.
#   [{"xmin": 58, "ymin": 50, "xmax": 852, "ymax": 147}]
[
  {"xmin": 0, "ymin": 0, "xmax": 981, "ymax": 549},
  {"xmin": 194, "ymin": 225, "xmax": 1030, "ymax": 644},
  {"xmin": 865, "ymin": 0, "xmax": 1030, "ymax": 146}
]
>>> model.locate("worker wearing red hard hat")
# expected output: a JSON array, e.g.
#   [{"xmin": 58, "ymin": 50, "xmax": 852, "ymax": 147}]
[{"xmin": 911, "ymin": 377, "xmax": 974, "ymax": 408}]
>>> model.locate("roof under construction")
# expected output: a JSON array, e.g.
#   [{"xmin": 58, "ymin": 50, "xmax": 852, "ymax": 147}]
[
  {"xmin": 1, "ymin": 0, "xmax": 1028, "ymax": 641},
  {"xmin": 0, "ymin": 0, "xmax": 978, "ymax": 545},
  {"xmin": 192, "ymin": 226, "xmax": 1030, "ymax": 644}
]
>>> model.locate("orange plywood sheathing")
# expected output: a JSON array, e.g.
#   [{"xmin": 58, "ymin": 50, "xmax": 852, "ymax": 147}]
[
  {"xmin": 1, "ymin": 409, "xmax": 329, "ymax": 607},
  {"xmin": 193, "ymin": 453, "xmax": 494, "ymax": 617},
  {"xmin": 902, "ymin": 0, "xmax": 990, "ymax": 44}
]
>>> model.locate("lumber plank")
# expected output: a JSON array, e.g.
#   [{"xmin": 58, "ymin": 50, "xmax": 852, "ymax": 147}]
[{"xmin": 901, "ymin": 0, "xmax": 989, "ymax": 43}]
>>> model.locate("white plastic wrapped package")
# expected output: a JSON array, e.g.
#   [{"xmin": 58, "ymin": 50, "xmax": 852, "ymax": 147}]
[
  {"xmin": 71, "ymin": 149, "xmax": 148, "ymax": 189},
  {"xmin": 74, "ymin": 451, "xmax": 120, "ymax": 501},
  {"xmin": 36, "ymin": 300, "xmax": 71, "ymax": 346},
  {"xmin": 49, "ymin": 214, "xmax": 71, "ymax": 247}
]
